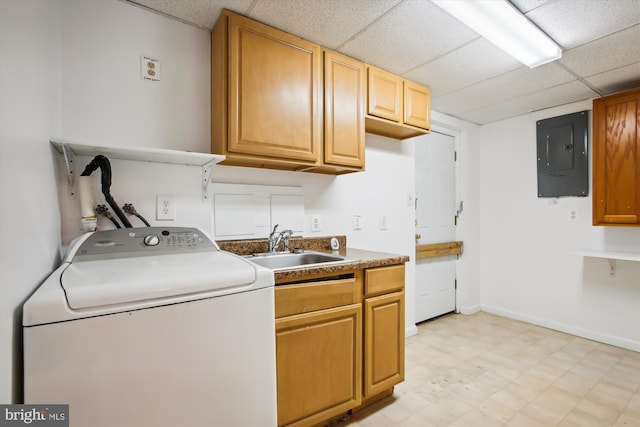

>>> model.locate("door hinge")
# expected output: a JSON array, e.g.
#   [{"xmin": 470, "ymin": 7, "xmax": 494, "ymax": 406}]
[
  {"xmin": 455, "ymin": 279, "xmax": 457, "ymax": 290},
  {"xmin": 454, "ymin": 151, "xmax": 458, "ymax": 161}
]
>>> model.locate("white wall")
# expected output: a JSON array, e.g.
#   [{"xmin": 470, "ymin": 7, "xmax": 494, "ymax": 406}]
[
  {"xmin": 0, "ymin": 0, "xmax": 212, "ymax": 403},
  {"xmin": 478, "ymin": 101, "xmax": 640, "ymax": 351},
  {"xmin": 0, "ymin": 0, "xmax": 63, "ymax": 403},
  {"xmin": 59, "ymin": 1, "xmax": 210, "ymax": 151}
]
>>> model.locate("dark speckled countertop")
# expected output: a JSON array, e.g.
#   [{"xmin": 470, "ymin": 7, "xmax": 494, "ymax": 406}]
[{"xmin": 218, "ymin": 236, "xmax": 409, "ymax": 281}]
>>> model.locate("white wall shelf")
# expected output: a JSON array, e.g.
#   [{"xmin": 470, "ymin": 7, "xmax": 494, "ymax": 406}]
[
  {"xmin": 51, "ymin": 138, "xmax": 225, "ymax": 201},
  {"xmin": 575, "ymin": 249, "xmax": 640, "ymax": 262}
]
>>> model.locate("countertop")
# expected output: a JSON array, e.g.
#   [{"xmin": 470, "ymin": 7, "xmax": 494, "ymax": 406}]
[
  {"xmin": 272, "ymin": 247, "xmax": 409, "ymax": 281},
  {"xmin": 217, "ymin": 236, "xmax": 409, "ymax": 282}
]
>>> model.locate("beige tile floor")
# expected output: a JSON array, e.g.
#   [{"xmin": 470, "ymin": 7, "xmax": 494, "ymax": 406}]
[{"xmin": 346, "ymin": 312, "xmax": 640, "ymax": 427}]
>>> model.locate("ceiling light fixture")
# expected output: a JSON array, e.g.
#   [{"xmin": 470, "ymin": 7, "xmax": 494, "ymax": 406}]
[{"xmin": 432, "ymin": 0, "xmax": 562, "ymax": 68}]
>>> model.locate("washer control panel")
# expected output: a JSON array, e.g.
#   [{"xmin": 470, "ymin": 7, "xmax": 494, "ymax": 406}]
[{"xmin": 72, "ymin": 227, "xmax": 217, "ymax": 261}]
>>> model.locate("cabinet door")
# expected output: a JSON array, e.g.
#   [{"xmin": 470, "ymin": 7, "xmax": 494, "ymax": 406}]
[
  {"xmin": 324, "ymin": 50, "xmax": 365, "ymax": 168},
  {"xmin": 404, "ymin": 80, "xmax": 431, "ymax": 130},
  {"xmin": 364, "ymin": 291, "xmax": 405, "ymax": 397},
  {"xmin": 367, "ymin": 66, "xmax": 402, "ymax": 122},
  {"xmin": 228, "ymin": 13, "xmax": 321, "ymax": 163},
  {"xmin": 593, "ymin": 89, "xmax": 640, "ymax": 226},
  {"xmin": 276, "ymin": 304, "xmax": 362, "ymax": 427}
]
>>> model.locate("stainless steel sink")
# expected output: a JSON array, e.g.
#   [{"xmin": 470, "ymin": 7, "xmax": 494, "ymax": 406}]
[{"xmin": 245, "ymin": 251, "xmax": 357, "ymax": 271}]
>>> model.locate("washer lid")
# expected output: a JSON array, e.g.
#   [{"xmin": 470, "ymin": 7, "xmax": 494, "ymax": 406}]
[{"xmin": 61, "ymin": 251, "xmax": 258, "ymax": 310}]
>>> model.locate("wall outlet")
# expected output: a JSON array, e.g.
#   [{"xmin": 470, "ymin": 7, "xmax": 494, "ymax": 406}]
[
  {"xmin": 141, "ymin": 55, "xmax": 161, "ymax": 82},
  {"xmin": 568, "ymin": 209, "xmax": 578, "ymax": 221},
  {"xmin": 156, "ymin": 195, "xmax": 175, "ymax": 220},
  {"xmin": 311, "ymin": 214, "xmax": 322, "ymax": 232}
]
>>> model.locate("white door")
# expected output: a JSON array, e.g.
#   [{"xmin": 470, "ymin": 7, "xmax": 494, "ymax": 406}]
[{"xmin": 415, "ymin": 131, "xmax": 457, "ymax": 323}]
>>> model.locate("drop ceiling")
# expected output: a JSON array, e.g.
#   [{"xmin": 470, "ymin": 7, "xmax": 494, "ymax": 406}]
[{"xmin": 127, "ymin": 0, "xmax": 640, "ymax": 125}]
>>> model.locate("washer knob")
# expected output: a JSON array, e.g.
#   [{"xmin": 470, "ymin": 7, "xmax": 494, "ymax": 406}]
[{"xmin": 143, "ymin": 234, "xmax": 160, "ymax": 246}]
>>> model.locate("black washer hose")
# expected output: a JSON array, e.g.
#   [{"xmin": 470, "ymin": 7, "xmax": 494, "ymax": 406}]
[{"xmin": 81, "ymin": 155, "xmax": 133, "ymax": 228}]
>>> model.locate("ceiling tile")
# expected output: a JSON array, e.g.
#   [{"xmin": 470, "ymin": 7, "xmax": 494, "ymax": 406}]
[
  {"xmin": 457, "ymin": 81, "xmax": 599, "ymax": 124},
  {"xmin": 585, "ymin": 63, "xmax": 640, "ymax": 95},
  {"xmin": 403, "ymin": 38, "xmax": 522, "ymax": 97},
  {"xmin": 432, "ymin": 62, "xmax": 575, "ymax": 115},
  {"xmin": 509, "ymin": 0, "xmax": 554, "ymax": 13},
  {"xmin": 124, "ymin": 0, "xmax": 640, "ymax": 124},
  {"xmin": 130, "ymin": 0, "xmax": 253, "ymax": 29},
  {"xmin": 338, "ymin": 0, "xmax": 478, "ymax": 74},
  {"xmin": 524, "ymin": 0, "xmax": 640, "ymax": 49},
  {"xmin": 249, "ymin": 0, "xmax": 401, "ymax": 50},
  {"xmin": 560, "ymin": 24, "xmax": 640, "ymax": 78}
]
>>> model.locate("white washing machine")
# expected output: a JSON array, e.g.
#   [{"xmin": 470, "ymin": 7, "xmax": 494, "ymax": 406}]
[{"xmin": 23, "ymin": 226, "xmax": 276, "ymax": 427}]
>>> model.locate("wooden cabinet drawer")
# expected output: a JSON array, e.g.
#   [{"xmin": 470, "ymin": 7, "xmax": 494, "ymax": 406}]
[
  {"xmin": 275, "ymin": 276, "xmax": 359, "ymax": 318},
  {"xmin": 364, "ymin": 265, "xmax": 405, "ymax": 297}
]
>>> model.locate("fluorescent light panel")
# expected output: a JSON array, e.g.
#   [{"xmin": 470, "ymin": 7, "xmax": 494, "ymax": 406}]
[{"xmin": 432, "ymin": 0, "xmax": 562, "ymax": 68}]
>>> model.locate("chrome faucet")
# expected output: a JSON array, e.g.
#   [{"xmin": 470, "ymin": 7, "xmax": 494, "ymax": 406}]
[{"xmin": 268, "ymin": 224, "xmax": 293, "ymax": 252}]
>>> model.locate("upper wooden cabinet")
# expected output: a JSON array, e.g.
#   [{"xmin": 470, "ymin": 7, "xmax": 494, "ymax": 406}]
[
  {"xmin": 211, "ymin": 10, "xmax": 364, "ymax": 174},
  {"xmin": 367, "ymin": 66, "xmax": 402, "ymax": 123},
  {"xmin": 592, "ymin": 87, "xmax": 640, "ymax": 226},
  {"xmin": 323, "ymin": 50, "xmax": 365, "ymax": 170},
  {"xmin": 365, "ymin": 65, "xmax": 431, "ymax": 139},
  {"xmin": 212, "ymin": 10, "xmax": 321, "ymax": 169}
]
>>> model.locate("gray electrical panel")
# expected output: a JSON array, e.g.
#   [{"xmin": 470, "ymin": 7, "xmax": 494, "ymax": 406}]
[{"xmin": 536, "ymin": 111, "xmax": 588, "ymax": 197}]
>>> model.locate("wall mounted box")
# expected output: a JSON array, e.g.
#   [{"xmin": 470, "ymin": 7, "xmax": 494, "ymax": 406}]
[{"xmin": 536, "ymin": 111, "xmax": 589, "ymax": 197}]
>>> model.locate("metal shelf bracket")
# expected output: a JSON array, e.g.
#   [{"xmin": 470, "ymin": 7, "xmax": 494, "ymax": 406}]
[{"xmin": 60, "ymin": 142, "xmax": 77, "ymax": 199}]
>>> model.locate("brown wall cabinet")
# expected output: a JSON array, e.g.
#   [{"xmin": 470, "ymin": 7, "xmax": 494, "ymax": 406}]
[
  {"xmin": 592, "ymin": 87, "xmax": 640, "ymax": 226},
  {"xmin": 365, "ymin": 65, "xmax": 431, "ymax": 139},
  {"xmin": 212, "ymin": 10, "xmax": 364, "ymax": 174},
  {"xmin": 323, "ymin": 50, "xmax": 366, "ymax": 171}
]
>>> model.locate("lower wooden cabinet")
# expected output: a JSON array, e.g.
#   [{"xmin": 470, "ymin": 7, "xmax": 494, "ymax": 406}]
[
  {"xmin": 364, "ymin": 291, "xmax": 405, "ymax": 397},
  {"xmin": 363, "ymin": 265, "xmax": 405, "ymax": 398},
  {"xmin": 275, "ymin": 304, "xmax": 362, "ymax": 427},
  {"xmin": 274, "ymin": 264, "xmax": 405, "ymax": 426}
]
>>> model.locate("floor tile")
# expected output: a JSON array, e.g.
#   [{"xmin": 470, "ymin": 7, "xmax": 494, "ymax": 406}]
[{"xmin": 336, "ymin": 312, "xmax": 640, "ymax": 427}]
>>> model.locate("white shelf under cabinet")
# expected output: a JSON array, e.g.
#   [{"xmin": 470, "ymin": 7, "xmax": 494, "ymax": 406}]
[
  {"xmin": 575, "ymin": 250, "xmax": 640, "ymax": 262},
  {"xmin": 51, "ymin": 138, "xmax": 224, "ymax": 166},
  {"xmin": 51, "ymin": 138, "xmax": 225, "ymax": 200}
]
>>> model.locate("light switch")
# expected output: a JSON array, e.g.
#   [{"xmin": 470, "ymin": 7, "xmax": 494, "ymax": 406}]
[
  {"xmin": 353, "ymin": 215, "xmax": 362, "ymax": 230},
  {"xmin": 379, "ymin": 214, "xmax": 389, "ymax": 230},
  {"xmin": 311, "ymin": 214, "xmax": 322, "ymax": 232}
]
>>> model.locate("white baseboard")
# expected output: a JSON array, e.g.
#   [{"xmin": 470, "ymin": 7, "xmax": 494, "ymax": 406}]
[
  {"xmin": 481, "ymin": 304, "xmax": 640, "ymax": 352},
  {"xmin": 405, "ymin": 324, "xmax": 418, "ymax": 337},
  {"xmin": 459, "ymin": 304, "xmax": 481, "ymax": 315}
]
